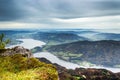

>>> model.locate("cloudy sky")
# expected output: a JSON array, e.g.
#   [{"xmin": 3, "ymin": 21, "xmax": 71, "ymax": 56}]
[{"xmin": 0, "ymin": 0, "xmax": 120, "ymax": 29}]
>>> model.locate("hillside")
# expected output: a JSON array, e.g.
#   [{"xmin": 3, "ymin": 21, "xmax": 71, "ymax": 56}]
[
  {"xmin": 0, "ymin": 47, "xmax": 58, "ymax": 80},
  {"xmin": 0, "ymin": 30, "xmax": 88, "ymax": 45},
  {"xmin": 95, "ymin": 33, "xmax": 120, "ymax": 41},
  {"xmin": 32, "ymin": 32, "xmax": 88, "ymax": 45},
  {"xmin": 45, "ymin": 40, "xmax": 120, "ymax": 67}
]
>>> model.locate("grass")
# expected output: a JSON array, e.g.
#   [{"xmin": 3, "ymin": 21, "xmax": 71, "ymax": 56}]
[{"xmin": 0, "ymin": 54, "xmax": 58, "ymax": 80}]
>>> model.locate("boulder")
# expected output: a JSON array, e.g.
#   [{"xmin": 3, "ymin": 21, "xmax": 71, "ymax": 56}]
[{"xmin": 0, "ymin": 46, "xmax": 32, "ymax": 58}]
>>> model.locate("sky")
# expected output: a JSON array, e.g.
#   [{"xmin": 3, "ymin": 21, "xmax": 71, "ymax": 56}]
[{"xmin": 0, "ymin": 0, "xmax": 120, "ymax": 29}]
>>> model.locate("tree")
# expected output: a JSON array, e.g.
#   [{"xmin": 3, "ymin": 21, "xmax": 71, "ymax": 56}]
[{"xmin": 0, "ymin": 33, "xmax": 10, "ymax": 49}]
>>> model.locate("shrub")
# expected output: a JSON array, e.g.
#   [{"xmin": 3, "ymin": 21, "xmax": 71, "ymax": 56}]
[{"xmin": 0, "ymin": 33, "xmax": 10, "ymax": 49}]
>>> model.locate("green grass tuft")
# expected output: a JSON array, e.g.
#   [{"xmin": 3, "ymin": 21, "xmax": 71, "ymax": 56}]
[{"xmin": 0, "ymin": 54, "xmax": 58, "ymax": 80}]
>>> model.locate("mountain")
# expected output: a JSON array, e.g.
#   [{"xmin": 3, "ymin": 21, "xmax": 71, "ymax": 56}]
[
  {"xmin": 96, "ymin": 33, "xmax": 120, "ymax": 40},
  {"xmin": 77, "ymin": 30, "xmax": 120, "ymax": 41},
  {"xmin": 0, "ymin": 30, "xmax": 89, "ymax": 45},
  {"xmin": 45, "ymin": 40, "xmax": 120, "ymax": 67},
  {"xmin": 32, "ymin": 32, "xmax": 88, "ymax": 45},
  {"xmin": 1, "ymin": 29, "xmax": 120, "ymax": 45}
]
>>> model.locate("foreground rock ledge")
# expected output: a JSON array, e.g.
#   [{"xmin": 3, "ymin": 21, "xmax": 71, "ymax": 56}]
[{"xmin": 37, "ymin": 58, "xmax": 120, "ymax": 80}]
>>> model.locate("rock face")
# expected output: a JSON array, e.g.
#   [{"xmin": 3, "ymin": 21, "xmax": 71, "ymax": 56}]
[
  {"xmin": 0, "ymin": 46, "xmax": 32, "ymax": 58},
  {"xmin": 70, "ymin": 68, "xmax": 120, "ymax": 80}
]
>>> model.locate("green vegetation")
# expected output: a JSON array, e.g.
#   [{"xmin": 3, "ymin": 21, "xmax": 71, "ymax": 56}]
[
  {"xmin": 0, "ymin": 54, "xmax": 58, "ymax": 80},
  {"xmin": 101, "ymin": 69, "xmax": 111, "ymax": 76},
  {"xmin": 0, "ymin": 33, "xmax": 10, "ymax": 49},
  {"xmin": 47, "ymin": 41, "xmax": 59, "ymax": 45},
  {"xmin": 51, "ymin": 52, "xmax": 83, "ymax": 62},
  {"xmin": 74, "ymin": 75, "xmax": 86, "ymax": 80}
]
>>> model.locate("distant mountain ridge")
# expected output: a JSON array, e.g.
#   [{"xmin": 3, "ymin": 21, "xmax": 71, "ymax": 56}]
[{"xmin": 32, "ymin": 32, "xmax": 88, "ymax": 45}]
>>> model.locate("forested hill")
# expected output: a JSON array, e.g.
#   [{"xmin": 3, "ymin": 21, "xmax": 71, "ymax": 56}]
[{"xmin": 45, "ymin": 40, "xmax": 120, "ymax": 67}]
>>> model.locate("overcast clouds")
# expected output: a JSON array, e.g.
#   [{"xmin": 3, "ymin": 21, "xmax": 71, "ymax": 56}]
[{"xmin": 0, "ymin": 0, "xmax": 120, "ymax": 29}]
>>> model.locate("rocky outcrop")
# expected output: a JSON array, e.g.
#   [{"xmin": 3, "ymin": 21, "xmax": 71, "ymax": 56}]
[
  {"xmin": 0, "ymin": 46, "xmax": 32, "ymax": 58},
  {"xmin": 55, "ymin": 66, "xmax": 120, "ymax": 80},
  {"xmin": 70, "ymin": 68, "xmax": 120, "ymax": 80},
  {"xmin": 38, "ymin": 57, "xmax": 120, "ymax": 80}
]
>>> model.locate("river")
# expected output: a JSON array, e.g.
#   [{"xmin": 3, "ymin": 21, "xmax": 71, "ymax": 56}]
[{"xmin": 8, "ymin": 38, "xmax": 120, "ymax": 73}]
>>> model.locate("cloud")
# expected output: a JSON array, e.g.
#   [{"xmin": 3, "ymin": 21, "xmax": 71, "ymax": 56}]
[
  {"xmin": 0, "ymin": 0, "xmax": 120, "ymax": 29},
  {"xmin": 0, "ymin": 15, "xmax": 120, "ymax": 29},
  {"xmin": 50, "ymin": 15, "xmax": 120, "ymax": 29},
  {"xmin": 0, "ymin": 0, "xmax": 25, "ymax": 21},
  {"xmin": 0, "ymin": 0, "xmax": 120, "ymax": 21},
  {"xmin": 0, "ymin": 22, "xmax": 47, "ymax": 29}
]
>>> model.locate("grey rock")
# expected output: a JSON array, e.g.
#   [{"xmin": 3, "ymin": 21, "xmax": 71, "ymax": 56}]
[{"xmin": 0, "ymin": 46, "xmax": 33, "ymax": 58}]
